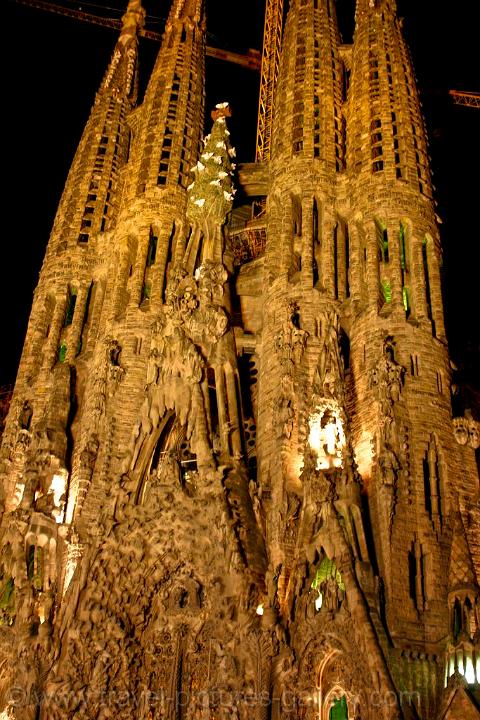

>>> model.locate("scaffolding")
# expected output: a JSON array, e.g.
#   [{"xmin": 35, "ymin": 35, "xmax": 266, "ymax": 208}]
[{"xmin": 229, "ymin": 206, "xmax": 267, "ymax": 266}]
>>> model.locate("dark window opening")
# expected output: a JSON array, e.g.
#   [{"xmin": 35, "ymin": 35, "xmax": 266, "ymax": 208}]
[
  {"xmin": 147, "ymin": 229, "xmax": 158, "ymax": 267},
  {"xmin": 345, "ymin": 224, "xmax": 350, "ymax": 298},
  {"xmin": 453, "ymin": 598, "xmax": 462, "ymax": 640},
  {"xmin": 333, "ymin": 223, "xmax": 339, "ymax": 300},
  {"xmin": 64, "ymin": 289, "xmax": 77, "ymax": 326},
  {"xmin": 408, "ymin": 547, "xmax": 417, "ymax": 604},
  {"xmin": 423, "ymin": 456, "xmax": 432, "ymax": 517},
  {"xmin": 207, "ymin": 367, "xmax": 219, "ymax": 436},
  {"xmin": 422, "ymin": 238, "xmax": 435, "ymax": 335},
  {"xmin": 339, "ymin": 329, "xmax": 350, "ymax": 370}
]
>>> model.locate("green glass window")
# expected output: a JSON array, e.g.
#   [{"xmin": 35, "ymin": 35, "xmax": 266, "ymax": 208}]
[
  {"xmin": 399, "ymin": 224, "xmax": 407, "ymax": 270},
  {"xmin": 330, "ymin": 695, "xmax": 348, "ymax": 720},
  {"xmin": 382, "ymin": 280, "xmax": 392, "ymax": 304}
]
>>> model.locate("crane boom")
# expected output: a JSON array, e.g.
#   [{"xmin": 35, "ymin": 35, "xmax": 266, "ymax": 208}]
[
  {"xmin": 449, "ymin": 90, "xmax": 480, "ymax": 108},
  {"xmin": 13, "ymin": 0, "xmax": 262, "ymax": 70}
]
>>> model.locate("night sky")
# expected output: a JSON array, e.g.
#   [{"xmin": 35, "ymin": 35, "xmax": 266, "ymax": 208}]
[{"xmin": 3, "ymin": 0, "xmax": 479, "ymax": 403}]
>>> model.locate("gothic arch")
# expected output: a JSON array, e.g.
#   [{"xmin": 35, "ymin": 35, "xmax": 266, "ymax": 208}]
[
  {"xmin": 297, "ymin": 627, "xmax": 375, "ymax": 720},
  {"xmin": 132, "ymin": 411, "xmax": 197, "ymax": 504},
  {"xmin": 133, "ymin": 410, "xmax": 176, "ymax": 500}
]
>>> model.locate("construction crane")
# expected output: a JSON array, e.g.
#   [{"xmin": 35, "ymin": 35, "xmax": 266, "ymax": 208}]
[
  {"xmin": 13, "ymin": 0, "xmax": 262, "ymax": 70},
  {"xmin": 256, "ymin": 0, "xmax": 284, "ymax": 162},
  {"xmin": 449, "ymin": 90, "xmax": 480, "ymax": 108}
]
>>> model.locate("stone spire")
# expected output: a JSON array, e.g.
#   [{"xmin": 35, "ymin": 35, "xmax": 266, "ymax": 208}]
[
  {"xmin": 1, "ymin": 0, "xmax": 145, "ymax": 435},
  {"xmin": 271, "ymin": 0, "xmax": 343, "ymax": 169},
  {"xmin": 98, "ymin": 0, "xmax": 145, "ymax": 100},
  {"xmin": 126, "ymin": 0, "xmax": 206, "ymax": 198},
  {"xmin": 348, "ymin": 0, "xmax": 432, "ymax": 196},
  {"xmin": 46, "ymin": 0, "xmax": 145, "ymax": 252}
]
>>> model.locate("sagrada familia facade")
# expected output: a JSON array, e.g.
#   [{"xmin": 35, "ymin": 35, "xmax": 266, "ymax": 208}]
[{"xmin": 0, "ymin": 0, "xmax": 479, "ymax": 717}]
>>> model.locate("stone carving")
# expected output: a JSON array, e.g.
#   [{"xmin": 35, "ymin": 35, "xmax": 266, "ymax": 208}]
[
  {"xmin": 377, "ymin": 445, "xmax": 400, "ymax": 535},
  {"xmin": 18, "ymin": 400, "xmax": 33, "ymax": 431},
  {"xmin": 0, "ymin": 2, "xmax": 474, "ymax": 715},
  {"xmin": 313, "ymin": 309, "xmax": 344, "ymax": 400},
  {"xmin": 369, "ymin": 337, "xmax": 405, "ymax": 521},
  {"xmin": 320, "ymin": 576, "xmax": 345, "ymax": 613},
  {"xmin": 369, "ymin": 336, "xmax": 405, "ymax": 426},
  {"xmin": 164, "ymin": 262, "xmax": 228, "ymax": 345},
  {"xmin": 107, "ymin": 337, "xmax": 125, "ymax": 386},
  {"xmin": 274, "ymin": 301, "xmax": 308, "ymax": 375},
  {"xmin": 453, "ymin": 417, "xmax": 468, "ymax": 445},
  {"xmin": 400, "ymin": 424, "xmax": 413, "ymax": 503},
  {"xmin": 378, "ymin": 445, "xmax": 400, "ymax": 487},
  {"xmin": 453, "ymin": 414, "xmax": 480, "ymax": 449},
  {"xmin": 144, "ymin": 322, "xmax": 203, "ymax": 428},
  {"xmin": 274, "ymin": 381, "xmax": 295, "ymax": 440},
  {"xmin": 80, "ymin": 434, "xmax": 99, "ymax": 478}
]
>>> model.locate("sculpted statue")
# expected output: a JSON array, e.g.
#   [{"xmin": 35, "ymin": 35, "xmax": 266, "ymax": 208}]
[
  {"xmin": 452, "ymin": 413, "xmax": 479, "ymax": 449},
  {"xmin": 314, "ymin": 310, "xmax": 343, "ymax": 399},
  {"xmin": 80, "ymin": 434, "xmax": 99, "ymax": 476},
  {"xmin": 370, "ymin": 336, "xmax": 405, "ymax": 413},
  {"xmin": 469, "ymin": 422, "xmax": 480, "ymax": 449},
  {"xmin": 18, "ymin": 400, "xmax": 33, "ymax": 430},
  {"xmin": 274, "ymin": 393, "xmax": 295, "ymax": 440},
  {"xmin": 453, "ymin": 417, "xmax": 468, "ymax": 445},
  {"xmin": 378, "ymin": 446, "xmax": 400, "ymax": 487},
  {"xmin": 274, "ymin": 300, "xmax": 308, "ymax": 374}
]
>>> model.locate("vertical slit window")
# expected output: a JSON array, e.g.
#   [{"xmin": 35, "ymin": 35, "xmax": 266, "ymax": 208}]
[
  {"xmin": 77, "ymin": 282, "xmax": 93, "ymax": 356},
  {"xmin": 58, "ymin": 343, "xmax": 67, "ymax": 363},
  {"xmin": 162, "ymin": 223, "xmax": 176, "ymax": 302},
  {"xmin": 345, "ymin": 224, "xmax": 350, "ymax": 298},
  {"xmin": 400, "ymin": 223, "xmax": 410, "ymax": 316},
  {"xmin": 423, "ymin": 454, "xmax": 432, "ymax": 518},
  {"xmin": 147, "ymin": 229, "xmax": 158, "ymax": 267},
  {"xmin": 64, "ymin": 288, "xmax": 77, "ymax": 327},
  {"xmin": 207, "ymin": 367, "xmax": 219, "ymax": 436},
  {"xmin": 408, "ymin": 546, "xmax": 417, "ymax": 604},
  {"xmin": 422, "ymin": 238, "xmax": 433, "ymax": 323},
  {"xmin": 333, "ymin": 223, "xmax": 339, "ymax": 300},
  {"xmin": 376, "ymin": 221, "xmax": 389, "ymax": 263},
  {"xmin": 381, "ymin": 280, "xmax": 392, "ymax": 304}
]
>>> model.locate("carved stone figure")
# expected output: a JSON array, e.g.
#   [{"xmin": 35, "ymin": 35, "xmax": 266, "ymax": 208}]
[
  {"xmin": 314, "ymin": 309, "xmax": 343, "ymax": 399},
  {"xmin": 468, "ymin": 417, "xmax": 480, "ymax": 449},
  {"xmin": 370, "ymin": 336, "xmax": 405, "ymax": 413},
  {"xmin": 378, "ymin": 446, "xmax": 400, "ymax": 487},
  {"xmin": 80, "ymin": 434, "xmax": 99, "ymax": 477},
  {"xmin": 274, "ymin": 393, "xmax": 295, "ymax": 440},
  {"xmin": 453, "ymin": 417, "xmax": 468, "ymax": 445},
  {"xmin": 274, "ymin": 300, "xmax": 308, "ymax": 374},
  {"xmin": 18, "ymin": 400, "xmax": 33, "ymax": 430}
]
